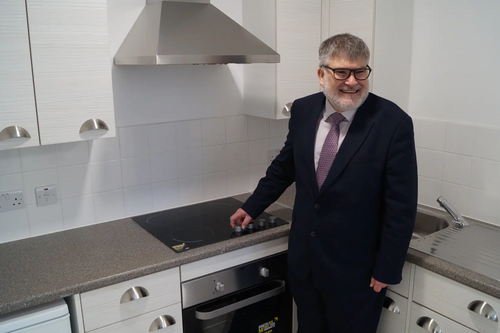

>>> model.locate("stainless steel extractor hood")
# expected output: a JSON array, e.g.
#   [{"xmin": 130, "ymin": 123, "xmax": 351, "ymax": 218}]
[{"xmin": 114, "ymin": 1, "xmax": 280, "ymax": 65}]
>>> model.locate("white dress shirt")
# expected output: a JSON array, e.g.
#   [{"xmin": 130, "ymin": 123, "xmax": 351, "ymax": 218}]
[{"xmin": 314, "ymin": 100, "xmax": 358, "ymax": 170}]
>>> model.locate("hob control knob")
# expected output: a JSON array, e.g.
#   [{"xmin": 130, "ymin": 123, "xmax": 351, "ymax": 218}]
[
  {"xmin": 258, "ymin": 218, "xmax": 266, "ymax": 227},
  {"xmin": 215, "ymin": 281, "xmax": 225, "ymax": 292},
  {"xmin": 247, "ymin": 222, "xmax": 254, "ymax": 230},
  {"xmin": 269, "ymin": 216, "xmax": 277, "ymax": 224},
  {"xmin": 234, "ymin": 225, "xmax": 242, "ymax": 233},
  {"xmin": 260, "ymin": 267, "xmax": 270, "ymax": 278}
]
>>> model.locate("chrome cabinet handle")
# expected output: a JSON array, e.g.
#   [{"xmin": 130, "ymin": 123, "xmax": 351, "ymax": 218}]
[
  {"xmin": 79, "ymin": 118, "xmax": 109, "ymax": 133},
  {"xmin": 0, "ymin": 126, "xmax": 31, "ymax": 142},
  {"xmin": 149, "ymin": 315, "xmax": 175, "ymax": 331},
  {"xmin": 281, "ymin": 102, "xmax": 293, "ymax": 117},
  {"xmin": 416, "ymin": 316, "xmax": 442, "ymax": 333},
  {"xmin": 468, "ymin": 300, "xmax": 498, "ymax": 322},
  {"xmin": 383, "ymin": 296, "xmax": 401, "ymax": 314},
  {"xmin": 120, "ymin": 286, "xmax": 149, "ymax": 304},
  {"xmin": 195, "ymin": 280, "xmax": 286, "ymax": 320}
]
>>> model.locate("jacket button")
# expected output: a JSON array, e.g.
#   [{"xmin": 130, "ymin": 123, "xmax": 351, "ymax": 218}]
[
  {"xmin": 314, "ymin": 204, "xmax": 320, "ymax": 209},
  {"xmin": 310, "ymin": 231, "xmax": 316, "ymax": 237}
]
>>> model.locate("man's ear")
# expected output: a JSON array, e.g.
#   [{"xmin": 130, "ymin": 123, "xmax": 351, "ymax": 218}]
[{"xmin": 317, "ymin": 67, "xmax": 325, "ymax": 87}]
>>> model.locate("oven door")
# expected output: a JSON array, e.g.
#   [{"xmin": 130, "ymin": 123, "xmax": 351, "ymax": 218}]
[{"xmin": 183, "ymin": 279, "xmax": 292, "ymax": 333}]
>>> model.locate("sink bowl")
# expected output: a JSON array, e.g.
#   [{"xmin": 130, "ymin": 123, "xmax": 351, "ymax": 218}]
[{"xmin": 411, "ymin": 211, "xmax": 450, "ymax": 240}]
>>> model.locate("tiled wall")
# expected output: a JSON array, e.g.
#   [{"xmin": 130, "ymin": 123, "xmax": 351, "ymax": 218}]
[
  {"xmin": 414, "ymin": 118, "xmax": 500, "ymax": 226},
  {"xmin": 0, "ymin": 116, "xmax": 289, "ymax": 244}
]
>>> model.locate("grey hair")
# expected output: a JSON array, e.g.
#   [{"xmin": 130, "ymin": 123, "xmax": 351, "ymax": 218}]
[{"xmin": 318, "ymin": 33, "xmax": 370, "ymax": 67}]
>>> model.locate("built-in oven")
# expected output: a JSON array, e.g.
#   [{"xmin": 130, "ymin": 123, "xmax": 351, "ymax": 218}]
[{"xmin": 182, "ymin": 252, "xmax": 292, "ymax": 333}]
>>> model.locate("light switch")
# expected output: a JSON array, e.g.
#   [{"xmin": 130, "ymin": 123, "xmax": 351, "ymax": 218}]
[{"xmin": 35, "ymin": 185, "xmax": 58, "ymax": 206}]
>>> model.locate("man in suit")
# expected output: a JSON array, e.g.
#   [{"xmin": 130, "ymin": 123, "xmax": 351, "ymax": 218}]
[{"xmin": 230, "ymin": 33, "xmax": 417, "ymax": 332}]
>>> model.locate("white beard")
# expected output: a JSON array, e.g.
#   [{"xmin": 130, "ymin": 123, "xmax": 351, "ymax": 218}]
[{"xmin": 323, "ymin": 76, "xmax": 369, "ymax": 112}]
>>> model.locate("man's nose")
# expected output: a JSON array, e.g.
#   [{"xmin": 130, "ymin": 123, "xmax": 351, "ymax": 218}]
[{"xmin": 345, "ymin": 72, "xmax": 358, "ymax": 85}]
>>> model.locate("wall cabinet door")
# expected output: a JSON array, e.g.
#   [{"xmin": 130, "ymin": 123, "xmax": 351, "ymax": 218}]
[
  {"xmin": 243, "ymin": 0, "xmax": 321, "ymax": 119},
  {"xmin": 0, "ymin": 0, "xmax": 39, "ymax": 151},
  {"xmin": 27, "ymin": 0, "xmax": 115, "ymax": 145}
]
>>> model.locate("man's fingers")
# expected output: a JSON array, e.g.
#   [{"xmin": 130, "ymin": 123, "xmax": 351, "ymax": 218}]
[{"xmin": 241, "ymin": 215, "xmax": 253, "ymax": 229}]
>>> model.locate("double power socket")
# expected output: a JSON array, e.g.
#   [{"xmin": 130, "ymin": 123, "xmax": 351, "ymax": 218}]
[{"xmin": 0, "ymin": 185, "xmax": 58, "ymax": 213}]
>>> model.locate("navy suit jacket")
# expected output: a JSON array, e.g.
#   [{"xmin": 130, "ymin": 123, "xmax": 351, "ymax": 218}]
[{"xmin": 242, "ymin": 92, "xmax": 417, "ymax": 289}]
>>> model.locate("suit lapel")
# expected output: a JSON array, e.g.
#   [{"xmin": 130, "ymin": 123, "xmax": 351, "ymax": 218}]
[
  {"xmin": 318, "ymin": 94, "xmax": 376, "ymax": 196},
  {"xmin": 305, "ymin": 94, "xmax": 326, "ymax": 197}
]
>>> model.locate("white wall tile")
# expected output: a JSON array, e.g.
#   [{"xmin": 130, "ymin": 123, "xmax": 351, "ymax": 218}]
[
  {"xmin": 470, "ymin": 158, "xmax": 500, "ymax": 193},
  {"xmin": 177, "ymin": 148, "xmax": 203, "ymax": 178},
  {"xmin": 418, "ymin": 176, "xmax": 442, "ymax": 208},
  {"xmin": 269, "ymin": 137, "xmax": 286, "ymax": 150},
  {"xmin": 118, "ymin": 125, "xmax": 150, "ymax": 158},
  {"xmin": 468, "ymin": 189, "xmax": 499, "ymax": 223},
  {"xmin": 203, "ymin": 145, "xmax": 227, "ymax": 174},
  {"xmin": 473, "ymin": 126, "xmax": 500, "ymax": 161},
  {"xmin": 93, "ymin": 190, "xmax": 125, "ymax": 223},
  {"xmin": 227, "ymin": 167, "xmax": 250, "ymax": 195},
  {"xmin": 55, "ymin": 142, "xmax": 90, "ymax": 167},
  {"xmin": 0, "ymin": 209, "xmax": 30, "ymax": 244},
  {"xmin": 121, "ymin": 157, "xmax": 151, "ymax": 188},
  {"xmin": 412, "ymin": 118, "xmax": 421, "ymax": 147},
  {"xmin": 419, "ymin": 120, "xmax": 446, "ymax": 151},
  {"xmin": 150, "ymin": 152, "xmax": 177, "ymax": 182},
  {"xmin": 248, "ymin": 164, "xmax": 268, "ymax": 191},
  {"xmin": 27, "ymin": 203, "xmax": 64, "ymax": 236},
  {"xmin": 248, "ymin": 116, "xmax": 270, "ymax": 140},
  {"xmin": 416, "ymin": 148, "xmax": 444, "ymax": 180},
  {"xmin": 89, "ymin": 137, "xmax": 120, "ymax": 162},
  {"xmin": 176, "ymin": 120, "xmax": 202, "ymax": 150},
  {"xmin": 203, "ymin": 172, "xmax": 227, "ymax": 200},
  {"xmin": 248, "ymin": 139, "xmax": 270, "ymax": 166},
  {"xmin": 226, "ymin": 115, "xmax": 248, "ymax": 143},
  {"xmin": 148, "ymin": 122, "xmax": 177, "ymax": 154},
  {"xmin": 202, "ymin": 118, "xmax": 226, "ymax": 147},
  {"xmin": 58, "ymin": 165, "xmax": 93, "ymax": 199},
  {"xmin": 179, "ymin": 176, "xmax": 204, "ymax": 205},
  {"xmin": 442, "ymin": 153, "xmax": 472, "ymax": 186},
  {"xmin": 90, "ymin": 160, "xmax": 123, "ymax": 193},
  {"xmin": 226, "ymin": 142, "xmax": 248, "ymax": 170},
  {"xmin": 0, "ymin": 149, "xmax": 21, "ymax": 176},
  {"xmin": 19, "ymin": 145, "xmax": 57, "ymax": 172},
  {"xmin": 123, "ymin": 184, "xmax": 153, "ymax": 216},
  {"xmin": 62, "ymin": 195, "xmax": 96, "ymax": 229},
  {"xmin": 444, "ymin": 123, "xmax": 475, "ymax": 156},
  {"xmin": 0, "ymin": 173, "xmax": 23, "ymax": 193},
  {"xmin": 441, "ymin": 182, "xmax": 470, "ymax": 217},
  {"xmin": 152, "ymin": 180, "xmax": 179, "ymax": 211},
  {"xmin": 270, "ymin": 119, "xmax": 289, "ymax": 138},
  {"xmin": 23, "ymin": 169, "xmax": 59, "ymax": 205}
]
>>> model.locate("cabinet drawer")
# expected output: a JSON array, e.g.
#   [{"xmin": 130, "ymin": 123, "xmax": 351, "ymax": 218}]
[
  {"xmin": 91, "ymin": 303, "xmax": 182, "ymax": 333},
  {"xmin": 388, "ymin": 261, "xmax": 412, "ymax": 297},
  {"xmin": 413, "ymin": 267, "xmax": 500, "ymax": 333},
  {"xmin": 409, "ymin": 302, "xmax": 476, "ymax": 333},
  {"xmin": 377, "ymin": 290, "xmax": 408, "ymax": 333},
  {"xmin": 81, "ymin": 268, "xmax": 181, "ymax": 331}
]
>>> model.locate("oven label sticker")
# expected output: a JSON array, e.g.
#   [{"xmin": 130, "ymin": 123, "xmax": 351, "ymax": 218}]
[
  {"xmin": 172, "ymin": 243, "xmax": 188, "ymax": 252},
  {"xmin": 258, "ymin": 317, "xmax": 278, "ymax": 333}
]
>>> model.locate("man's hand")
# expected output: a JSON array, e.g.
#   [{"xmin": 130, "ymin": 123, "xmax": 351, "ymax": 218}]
[
  {"xmin": 370, "ymin": 277, "xmax": 388, "ymax": 293},
  {"xmin": 230, "ymin": 208, "xmax": 253, "ymax": 229}
]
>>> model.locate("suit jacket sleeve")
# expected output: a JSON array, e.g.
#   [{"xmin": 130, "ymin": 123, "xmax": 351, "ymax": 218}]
[
  {"xmin": 372, "ymin": 115, "xmax": 418, "ymax": 284},
  {"xmin": 241, "ymin": 113, "xmax": 296, "ymax": 219}
]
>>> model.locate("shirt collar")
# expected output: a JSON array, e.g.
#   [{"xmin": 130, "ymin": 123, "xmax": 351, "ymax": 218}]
[{"xmin": 323, "ymin": 99, "xmax": 357, "ymax": 123}]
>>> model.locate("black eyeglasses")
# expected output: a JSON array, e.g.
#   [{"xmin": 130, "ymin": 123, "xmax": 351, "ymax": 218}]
[{"xmin": 322, "ymin": 65, "xmax": 372, "ymax": 81}]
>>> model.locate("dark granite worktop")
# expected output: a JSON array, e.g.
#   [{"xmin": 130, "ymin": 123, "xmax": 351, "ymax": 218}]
[{"xmin": 1, "ymin": 193, "xmax": 499, "ymax": 316}]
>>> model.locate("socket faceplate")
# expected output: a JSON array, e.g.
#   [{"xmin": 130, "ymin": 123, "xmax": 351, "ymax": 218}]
[
  {"xmin": 0, "ymin": 190, "xmax": 25, "ymax": 213},
  {"xmin": 35, "ymin": 185, "xmax": 58, "ymax": 206}
]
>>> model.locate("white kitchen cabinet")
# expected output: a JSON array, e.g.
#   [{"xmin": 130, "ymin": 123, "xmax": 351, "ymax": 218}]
[
  {"xmin": 388, "ymin": 261, "xmax": 412, "ymax": 298},
  {"xmin": 0, "ymin": 0, "xmax": 39, "ymax": 150},
  {"xmin": 27, "ymin": 0, "xmax": 115, "ymax": 145},
  {"xmin": 377, "ymin": 290, "xmax": 408, "ymax": 333},
  {"xmin": 242, "ymin": 0, "xmax": 322, "ymax": 119},
  {"xmin": 409, "ymin": 302, "xmax": 477, "ymax": 333},
  {"xmin": 80, "ymin": 267, "xmax": 181, "ymax": 332},
  {"xmin": 413, "ymin": 267, "xmax": 500, "ymax": 333}
]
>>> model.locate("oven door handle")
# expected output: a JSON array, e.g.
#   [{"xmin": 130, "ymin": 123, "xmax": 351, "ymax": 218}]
[{"xmin": 195, "ymin": 280, "xmax": 286, "ymax": 320}]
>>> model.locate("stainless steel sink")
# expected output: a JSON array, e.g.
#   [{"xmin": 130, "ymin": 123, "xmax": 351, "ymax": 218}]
[{"xmin": 411, "ymin": 210, "xmax": 450, "ymax": 240}]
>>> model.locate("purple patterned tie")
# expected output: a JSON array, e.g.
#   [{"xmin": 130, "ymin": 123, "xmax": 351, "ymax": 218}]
[{"xmin": 316, "ymin": 112, "xmax": 345, "ymax": 189}]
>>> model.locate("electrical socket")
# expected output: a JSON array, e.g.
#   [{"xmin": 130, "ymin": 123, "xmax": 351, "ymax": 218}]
[
  {"xmin": 267, "ymin": 149, "xmax": 281, "ymax": 165},
  {"xmin": 0, "ymin": 190, "xmax": 25, "ymax": 213},
  {"xmin": 35, "ymin": 185, "xmax": 58, "ymax": 206}
]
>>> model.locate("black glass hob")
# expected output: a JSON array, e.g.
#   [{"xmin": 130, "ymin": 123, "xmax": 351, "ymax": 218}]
[{"xmin": 132, "ymin": 197, "xmax": 289, "ymax": 253}]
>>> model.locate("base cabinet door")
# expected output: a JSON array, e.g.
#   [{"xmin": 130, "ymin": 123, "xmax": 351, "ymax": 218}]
[
  {"xmin": 377, "ymin": 290, "xmax": 408, "ymax": 333},
  {"xmin": 409, "ymin": 303, "xmax": 477, "ymax": 333}
]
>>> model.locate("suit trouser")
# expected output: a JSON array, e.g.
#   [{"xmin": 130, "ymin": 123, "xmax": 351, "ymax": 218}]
[{"xmin": 289, "ymin": 269, "xmax": 386, "ymax": 333}]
